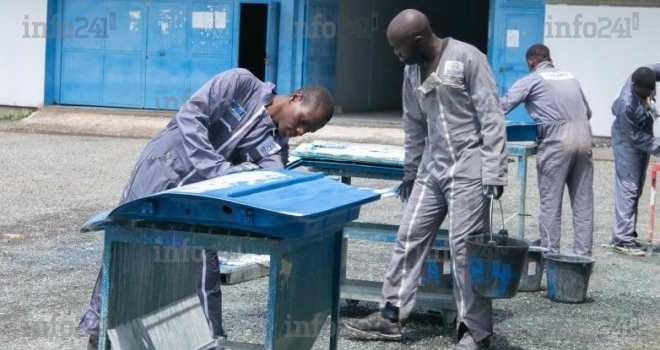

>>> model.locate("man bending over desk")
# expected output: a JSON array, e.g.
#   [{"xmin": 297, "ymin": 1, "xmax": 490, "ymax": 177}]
[{"xmin": 79, "ymin": 68, "xmax": 334, "ymax": 349}]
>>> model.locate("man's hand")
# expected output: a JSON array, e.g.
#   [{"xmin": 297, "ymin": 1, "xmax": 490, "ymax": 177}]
[
  {"xmin": 482, "ymin": 185, "xmax": 504, "ymax": 199},
  {"xmin": 396, "ymin": 179, "xmax": 414, "ymax": 203},
  {"xmin": 225, "ymin": 162, "xmax": 261, "ymax": 175}
]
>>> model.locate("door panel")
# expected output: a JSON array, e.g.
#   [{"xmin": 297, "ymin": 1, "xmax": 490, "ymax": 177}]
[
  {"xmin": 145, "ymin": 2, "xmax": 189, "ymax": 110},
  {"xmin": 60, "ymin": 51, "xmax": 103, "ymax": 104},
  {"xmin": 103, "ymin": 52, "xmax": 144, "ymax": 106},
  {"xmin": 103, "ymin": 1, "xmax": 146, "ymax": 106},
  {"xmin": 265, "ymin": 2, "xmax": 280, "ymax": 82},
  {"xmin": 189, "ymin": 1, "xmax": 234, "ymax": 92},
  {"xmin": 489, "ymin": 0, "xmax": 545, "ymax": 122},
  {"xmin": 303, "ymin": 0, "xmax": 338, "ymax": 94}
]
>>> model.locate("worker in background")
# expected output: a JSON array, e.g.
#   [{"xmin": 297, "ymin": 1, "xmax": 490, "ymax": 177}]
[
  {"xmin": 611, "ymin": 64, "xmax": 660, "ymax": 256},
  {"xmin": 79, "ymin": 68, "xmax": 334, "ymax": 349},
  {"xmin": 344, "ymin": 9, "xmax": 507, "ymax": 350},
  {"xmin": 500, "ymin": 44, "xmax": 594, "ymax": 256}
]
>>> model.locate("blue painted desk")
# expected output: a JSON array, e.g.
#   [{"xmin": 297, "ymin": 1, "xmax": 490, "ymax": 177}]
[
  {"xmin": 82, "ymin": 170, "xmax": 379, "ymax": 350},
  {"xmin": 287, "ymin": 140, "xmax": 538, "ymax": 325}
]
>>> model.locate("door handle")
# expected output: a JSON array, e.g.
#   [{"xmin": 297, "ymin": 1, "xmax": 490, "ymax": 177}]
[
  {"xmin": 499, "ymin": 66, "xmax": 506, "ymax": 73},
  {"xmin": 159, "ymin": 51, "xmax": 166, "ymax": 57}
]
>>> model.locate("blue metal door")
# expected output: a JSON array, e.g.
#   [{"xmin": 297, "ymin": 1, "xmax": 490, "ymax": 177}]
[
  {"xmin": 302, "ymin": 0, "xmax": 337, "ymax": 95},
  {"xmin": 265, "ymin": 2, "xmax": 280, "ymax": 82},
  {"xmin": 488, "ymin": 0, "xmax": 545, "ymax": 123},
  {"xmin": 143, "ymin": 0, "xmax": 235, "ymax": 110},
  {"xmin": 58, "ymin": 0, "xmax": 236, "ymax": 110}
]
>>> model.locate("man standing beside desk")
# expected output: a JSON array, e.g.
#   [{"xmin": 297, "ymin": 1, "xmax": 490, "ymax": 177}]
[
  {"xmin": 79, "ymin": 68, "xmax": 335, "ymax": 349},
  {"xmin": 500, "ymin": 44, "xmax": 594, "ymax": 256},
  {"xmin": 344, "ymin": 9, "xmax": 507, "ymax": 350},
  {"xmin": 611, "ymin": 64, "xmax": 660, "ymax": 256}
]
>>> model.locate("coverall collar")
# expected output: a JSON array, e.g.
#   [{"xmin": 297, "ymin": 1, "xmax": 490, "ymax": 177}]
[{"xmin": 531, "ymin": 61, "xmax": 554, "ymax": 72}]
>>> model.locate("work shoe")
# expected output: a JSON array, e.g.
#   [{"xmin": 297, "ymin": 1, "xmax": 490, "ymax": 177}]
[
  {"xmin": 87, "ymin": 334, "xmax": 111, "ymax": 350},
  {"xmin": 614, "ymin": 242, "xmax": 645, "ymax": 256},
  {"xmin": 453, "ymin": 331, "xmax": 490, "ymax": 350},
  {"xmin": 344, "ymin": 311, "xmax": 402, "ymax": 340}
]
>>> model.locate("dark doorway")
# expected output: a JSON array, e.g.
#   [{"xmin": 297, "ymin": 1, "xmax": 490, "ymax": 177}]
[{"xmin": 239, "ymin": 4, "xmax": 268, "ymax": 80}]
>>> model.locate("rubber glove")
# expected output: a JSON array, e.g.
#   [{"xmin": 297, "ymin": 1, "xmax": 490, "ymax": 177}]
[
  {"xmin": 396, "ymin": 179, "xmax": 414, "ymax": 203},
  {"xmin": 482, "ymin": 185, "xmax": 504, "ymax": 200}
]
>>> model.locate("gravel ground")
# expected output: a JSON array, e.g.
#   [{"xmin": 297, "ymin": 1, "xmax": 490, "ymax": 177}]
[{"xmin": 0, "ymin": 131, "xmax": 658, "ymax": 350}]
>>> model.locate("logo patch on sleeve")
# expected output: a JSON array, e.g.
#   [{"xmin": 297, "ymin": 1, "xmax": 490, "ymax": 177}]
[
  {"xmin": 258, "ymin": 138, "xmax": 282, "ymax": 158},
  {"xmin": 229, "ymin": 100, "xmax": 247, "ymax": 121}
]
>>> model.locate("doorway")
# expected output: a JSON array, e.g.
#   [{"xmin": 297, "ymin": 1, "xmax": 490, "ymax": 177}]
[{"xmin": 239, "ymin": 3, "xmax": 268, "ymax": 80}]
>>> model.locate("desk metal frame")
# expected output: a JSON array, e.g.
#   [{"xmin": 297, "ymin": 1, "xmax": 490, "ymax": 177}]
[
  {"xmin": 286, "ymin": 141, "xmax": 537, "ymax": 326},
  {"xmin": 98, "ymin": 222, "xmax": 344, "ymax": 350}
]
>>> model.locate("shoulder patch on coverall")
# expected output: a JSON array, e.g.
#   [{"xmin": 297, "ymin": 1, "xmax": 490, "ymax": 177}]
[{"xmin": 229, "ymin": 100, "xmax": 247, "ymax": 121}]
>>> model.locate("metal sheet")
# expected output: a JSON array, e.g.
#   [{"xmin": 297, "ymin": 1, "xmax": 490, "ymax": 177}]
[{"xmin": 83, "ymin": 170, "xmax": 380, "ymax": 238}]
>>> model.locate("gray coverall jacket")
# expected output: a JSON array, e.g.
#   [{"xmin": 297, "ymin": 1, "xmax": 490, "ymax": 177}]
[
  {"xmin": 501, "ymin": 61, "xmax": 594, "ymax": 256},
  {"xmin": 611, "ymin": 63, "xmax": 660, "ymax": 246},
  {"xmin": 80, "ymin": 68, "xmax": 287, "ymax": 338},
  {"xmin": 381, "ymin": 38, "xmax": 507, "ymax": 343}
]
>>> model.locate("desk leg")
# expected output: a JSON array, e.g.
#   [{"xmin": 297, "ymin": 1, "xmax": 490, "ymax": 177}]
[
  {"xmin": 330, "ymin": 231, "xmax": 343, "ymax": 350},
  {"xmin": 98, "ymin": 236, "xmax": 112, "ymax": 350},
  {"xmin": 517, "ymin": 155, "xmax": 529, "ymax": 237},
  {"xmin": 339, "ymin": 176, "xmax": 350, "ymax": 296}
]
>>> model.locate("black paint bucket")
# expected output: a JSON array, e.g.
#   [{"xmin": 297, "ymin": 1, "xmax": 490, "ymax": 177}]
[
  {"xmin": 465, "ymin": 231, "xmax": 531, "ymax": 299},
  {"xmin": 545, "ymin": 253, "xmax": 596, "ymax": 303},
  {"xmin": 518, "ymin": 239, "xmax": 549, "ymax": 292}
]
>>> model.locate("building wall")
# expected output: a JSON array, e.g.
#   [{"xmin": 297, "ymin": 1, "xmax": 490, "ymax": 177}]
[
  {"xmin": 545, "ymin": 4, "xmax": 660, "ymax": 136},
  {"xmin": 0, "ymin": 0, "xmax": 48, "ymax": 107}
]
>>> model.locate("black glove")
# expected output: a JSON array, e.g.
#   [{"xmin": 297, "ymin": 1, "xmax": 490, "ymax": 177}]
[
  {"xmin": 396, "ymin": 179, "xmax": 414, "ymax": 203},
  {"xmin": 225, "ymin": 162, "xmax": 260, "ymax": 175},
  {"xmin": 482, "ymin": 185, "xmax": 503, "ymax": 200}
]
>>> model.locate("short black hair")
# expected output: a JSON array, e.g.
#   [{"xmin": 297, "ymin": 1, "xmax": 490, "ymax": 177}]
[
  {"xmin": 632, "ymin": 66, "xmax": 656, "ymax": 91},
  {"xmin": 294, "ymin": 85, "xmax": 335, "ymax": 121},
  {"xmin": 526, "ymin": 44, "xmax": 551, "ymax": 63}
]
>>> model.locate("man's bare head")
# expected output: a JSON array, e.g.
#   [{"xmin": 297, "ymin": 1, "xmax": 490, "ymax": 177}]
[{"xmin": 386, "ymin": 9, "xmax": 434, "ymax": 65}]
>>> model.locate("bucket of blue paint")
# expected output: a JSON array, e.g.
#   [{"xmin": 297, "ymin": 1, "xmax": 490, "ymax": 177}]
[
  {"xmin": 517, "ymin": 239, "xmax": 549, "ymax": 292},
  {"xmin": 544, "ymin": 253, "xmax": 595, "ymax": 303},
  {"xmin": 465, "ymin": 229, "xmax": 531, "ymax": 299}
]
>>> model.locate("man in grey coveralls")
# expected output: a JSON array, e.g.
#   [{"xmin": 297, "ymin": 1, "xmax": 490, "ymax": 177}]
[
  {"xmin": 79, "ymin": 68, "xmax": 335, "ymax": 348},
  {"xmin": 501, "ymin": 44, "xmax": 594, "ymax": 256},
  {"xmin": 344, "ymin": 9, "xmax": 507, "ymax": 350},
  {"xmin": 611, "ymin": 64, "xmax": 660, "ymax": 256}
]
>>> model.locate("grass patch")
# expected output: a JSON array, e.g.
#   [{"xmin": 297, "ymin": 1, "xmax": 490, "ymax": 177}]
[{"xmin": 0, "ymin": 107, "xmax": 34, "ymax": 122}]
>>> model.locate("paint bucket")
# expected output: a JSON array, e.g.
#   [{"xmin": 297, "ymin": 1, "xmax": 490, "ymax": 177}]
[
  {"xmin": 465, "ymin": 230, "xmax": 531, "ymax": 299},
  {"xmin": 517, "ymin": 239, "xmax": 549, "ymax": 292},
  {"xmin": 544, "ymin": 253, "xmax": 595, "ymax": 303}
]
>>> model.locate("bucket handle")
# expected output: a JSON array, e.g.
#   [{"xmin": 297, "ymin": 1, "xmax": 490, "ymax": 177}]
[{"xmin": 487, "ymin": 195, "xmax": 507, "ymax": 243}]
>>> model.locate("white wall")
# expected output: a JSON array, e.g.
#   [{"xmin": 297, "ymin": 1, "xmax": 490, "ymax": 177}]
[
  {"xmin": 0, "ymin": 1, "xmax": 48, "ymax": 107},
  {"xmin": 545, "ymin": 5, "xmax": 660, "ymax": 136}
]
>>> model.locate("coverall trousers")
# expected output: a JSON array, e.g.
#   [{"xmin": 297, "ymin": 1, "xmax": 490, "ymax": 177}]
[
  {"xmin": 536, "ymin": 134, "xmax": 594, "ymax": 256},
  {"xmin": 611, "ymin": 126, "xmax": 649, "ymax": 245},
  {"xmin": 381, "ymin": 174, "xmax": 493, "ymax": 342}
]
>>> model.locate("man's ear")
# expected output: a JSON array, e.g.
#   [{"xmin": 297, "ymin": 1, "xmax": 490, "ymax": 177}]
[
  {"xmin": 289, "ymin": 91, "xmax": 303, "ymax": 102},
  {"xmin": 527, "ymin": 59, "xmax": 535, "ymax": 70}
]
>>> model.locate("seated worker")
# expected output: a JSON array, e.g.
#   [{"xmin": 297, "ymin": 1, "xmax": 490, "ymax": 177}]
[
  {"xmin": 611, "ymin": 63, "xmax": 660, "ymax": 256},
  {"xmin": 79, "ymin": 68, "xmax": 335, "ymax": 349},
  {"xmin": 501, "ymin": 44, "xmax": 594, "ymax": 256}
]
